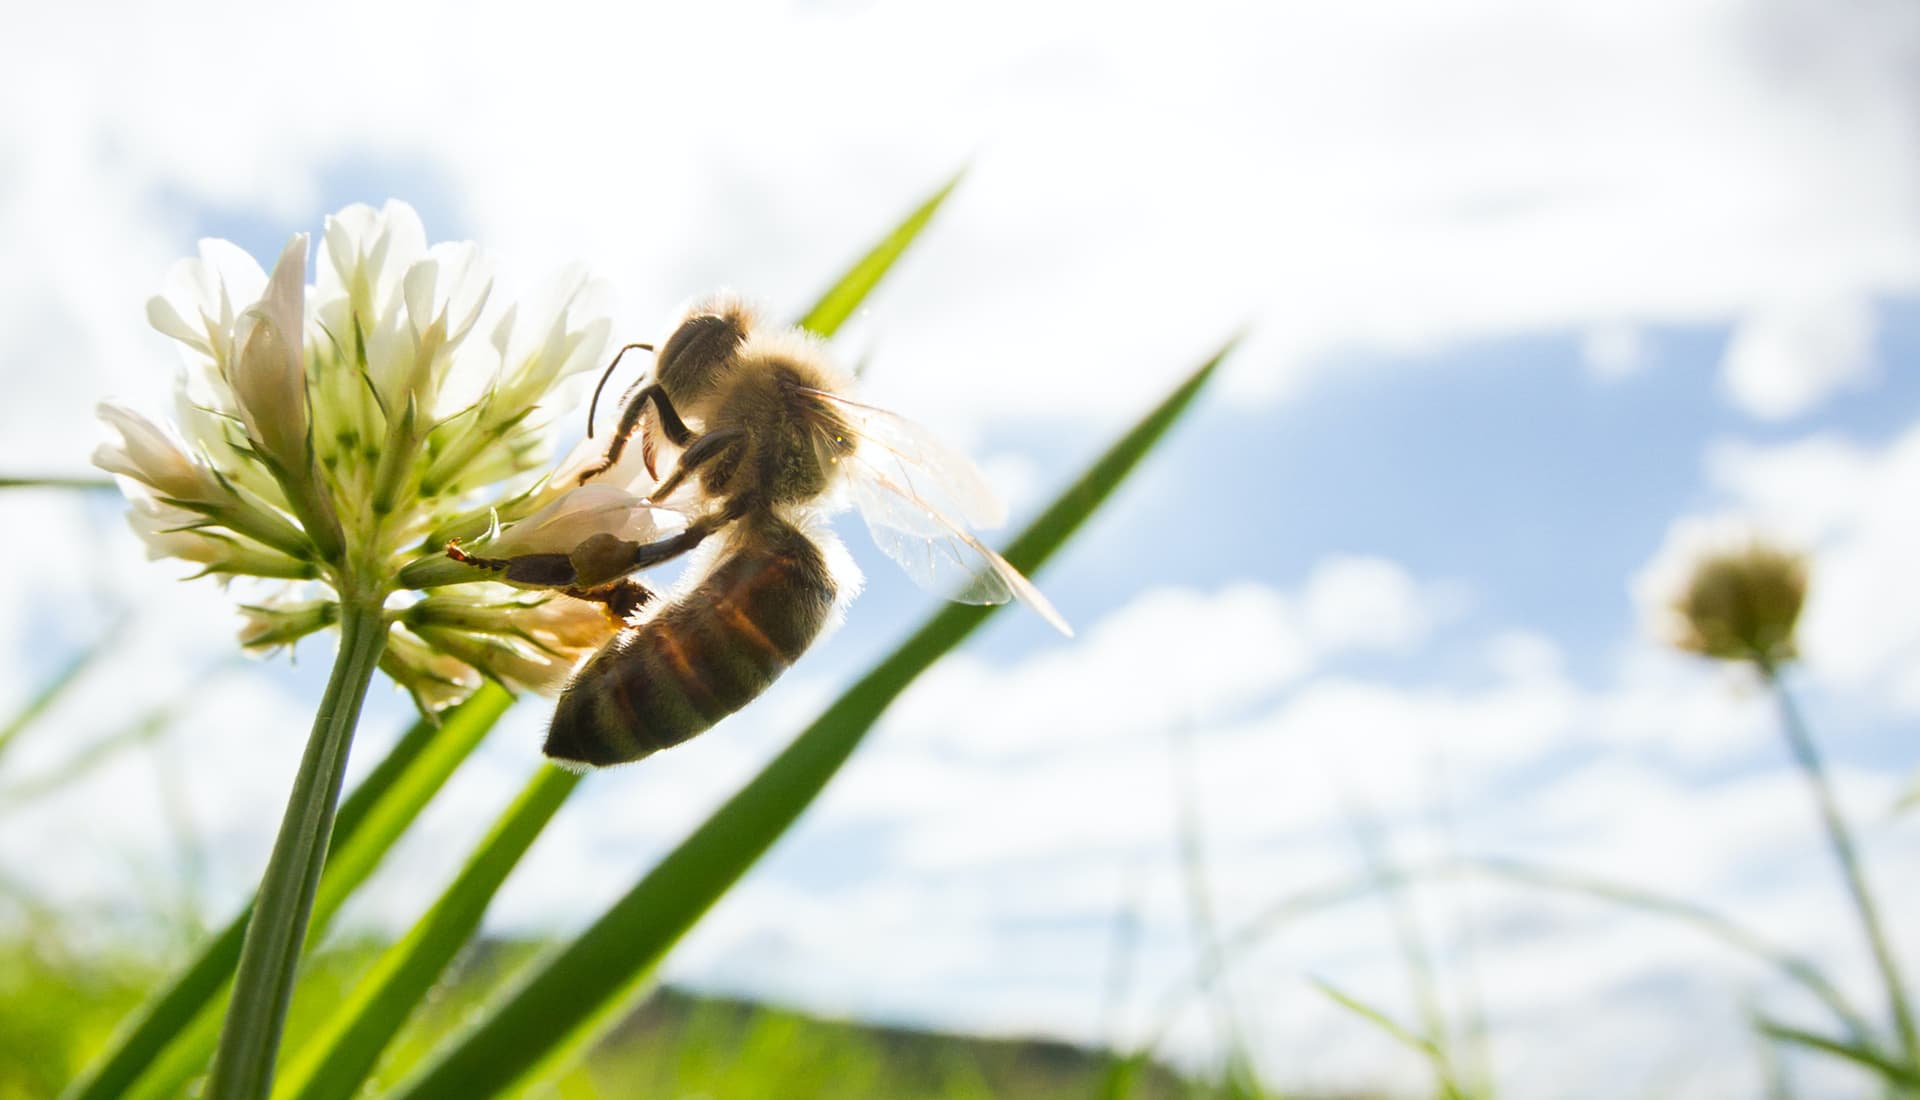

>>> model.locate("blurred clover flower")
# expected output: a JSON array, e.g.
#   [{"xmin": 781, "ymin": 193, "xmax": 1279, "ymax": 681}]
[
  {"xmin": 93, "ymin": 200, "xmax": 682, "ymax": 708},
  {"xmin": 1644, "ymin": 522, "xmax": 1808, "ymax": 669},
  {"xmin": 1645, "ymin": 523, "xmax": 1919, "ymax": 1058},
  {"xmin": 1669, "ymin": 541, "xmax": 1807, "ymax": 667}
]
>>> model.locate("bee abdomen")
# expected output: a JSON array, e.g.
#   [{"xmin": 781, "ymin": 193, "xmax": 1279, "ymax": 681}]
[{"xmin": 545, "ymin": 519, "xmax": 837, "ymax": 767}]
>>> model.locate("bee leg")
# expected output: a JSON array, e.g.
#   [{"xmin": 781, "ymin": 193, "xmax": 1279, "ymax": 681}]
[
  {"xmin": 646, "ymin": 428, "xmax": 746, "ymax": 505},
  {"xmin": 578, "ymin": 385, "xmax": 694, "ymax": 485},
  {"xmin": 446, "ymin": 542, "xmax": 621, "ymax": 591},
  {"xmin": 625, "ymin": 518, "xmax": 723, "ymax": 569},
  {"xmin": 553, "ymin": 517, "xmax": 730, "ymax": 592},
  {"xmin": 445, "ymin": 512, "xmax": 727, "ymax": 602},
  {"xmin": 445, "ymin": 541, "xmax": 575, "ymax": 585},
  {"xmin": 564, "ymin": 579, "xmax": 655, "ymax": 625}
]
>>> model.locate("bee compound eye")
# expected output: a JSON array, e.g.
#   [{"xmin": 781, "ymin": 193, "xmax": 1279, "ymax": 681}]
[{"xmin": 656, "ymin": 312, "xmax": 748, "ymax": 390}]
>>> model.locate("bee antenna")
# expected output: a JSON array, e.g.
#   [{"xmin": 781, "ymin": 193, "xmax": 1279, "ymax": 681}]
[{"xmin": 587, "ymin": 342, "xmax": 656, "ymax": 439}]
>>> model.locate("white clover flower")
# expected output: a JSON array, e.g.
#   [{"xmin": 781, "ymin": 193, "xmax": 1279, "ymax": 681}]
[{"xmin": 100, "ymin": 200, "xmax": 658, "ymax": 711}]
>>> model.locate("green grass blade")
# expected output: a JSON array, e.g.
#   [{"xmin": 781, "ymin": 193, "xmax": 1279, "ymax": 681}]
[
  {"xmin": 1341, "ymin": 804, "xmax": 1462, "ymax": 1094},
  {"xmin": 387, "ymin": 339, "xmax": 1232, "ymax": 1100},
  {"xmin": 120, "ymin": 1005, "xmax": 222, "ymax": 1100},
  {"xmin": 1169, "ymin": 727, "xmax": 1254, "ymax": 1087},
  {"xmin": 1465, "ymin": 858, "xmax": 1876, "ymax": 1049},
  {"xmin": 1133, "ymin": 856, "xmax": 1880, "ymax": 1077},
  {"xmin": 61, "ymin": 683, "xmax": 513, "ymax": 1100},
  {"xmin": 0, "ymin": 624, "xmax": 121, "ymax": 771},
  {"xmin": 1895, "ymin": 775, "xmax": 1919, "ymax": 815},
  {"xmin": 274, "ymin": 765, "xmax": 582, "ymax": 1100},
  {"xmin": 305, "ymin": 685, "xmax": 516, "ymax": 935},
  {"xmin": 794, "ymin": 170, "xmax": 964, "ymax": 339},
  {"xmin": 0, "ymin": 475, "xmax": 118, "ymax": 491},
  {"xmin": 1093, "ymin": 1053, "xmax": 1149, "ymax": 1100},
  {"xmin": 1751, "ymin": 1008, "xmax": 1801, "ymax": 1100},
  {"xmin": 1, "ymin": 662, "xmax": 210, "ymax": 814},
  {"xmin": 1311, "ymin": 979, "xmax": 1467, "ymax": 1100},
  {"xmin": 1758, "ymin": 1020, "xmax": 1920, "ymax": 1088}
]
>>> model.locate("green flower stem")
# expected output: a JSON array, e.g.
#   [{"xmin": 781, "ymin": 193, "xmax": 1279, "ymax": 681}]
[
  {"xmin": 1763, "ymin": 661, "xmax": 1918, "ymax": 1067},
  {"xmin": 205, "ymin": 594, "xmax": 390, "ymax": 1100}
]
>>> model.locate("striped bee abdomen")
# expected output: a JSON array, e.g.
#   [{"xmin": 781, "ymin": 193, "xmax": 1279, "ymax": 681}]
[{"xmin": 544, "ymin": 516, "xmax": 837, "ymax": 767}]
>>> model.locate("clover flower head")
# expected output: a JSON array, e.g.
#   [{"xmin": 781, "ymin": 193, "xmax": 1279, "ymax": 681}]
[
  {"xmin": 1640, "ymin": 517, "xmax": 1809, "ymax": 668},
  {"xmin": 99, "ymin": 200, "xmax": 660, "ymax": 711}
]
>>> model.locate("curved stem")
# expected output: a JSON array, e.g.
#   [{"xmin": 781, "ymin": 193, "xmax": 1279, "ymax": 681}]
[
  {"xmin": 1763, "ymin": 662, "xmax": 1918, "ymax": 1067},
  {"xmin": 205, "ymin": 594, "xmax": 389, "ymax": 1100}
]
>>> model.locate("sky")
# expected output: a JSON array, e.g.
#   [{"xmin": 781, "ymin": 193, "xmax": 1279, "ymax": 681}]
[{"xmin": 3, "ymin": 1, "xmax": 1919, "ymax": 1096}]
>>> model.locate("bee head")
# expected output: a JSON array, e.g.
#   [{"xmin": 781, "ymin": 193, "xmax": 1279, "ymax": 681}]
[{"xmin": 656, "ymin": 298, "xmax": 754, "ymax": 399}]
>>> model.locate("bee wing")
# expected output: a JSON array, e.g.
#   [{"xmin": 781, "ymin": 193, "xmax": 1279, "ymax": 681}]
[
  {"xmin": 799, "ymin": 387, "xmax": 1007, "ymax": 529},
  {"xmin": 800, "ymin": 388, "xmax": 1072, "ymax": 636}
]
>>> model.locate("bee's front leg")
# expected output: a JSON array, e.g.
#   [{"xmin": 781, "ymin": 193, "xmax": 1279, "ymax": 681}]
[
  {"xmin": 445, "ymin": 543, "xmax": 579, "ymax": 586},
  {"xmin": 646, "ymin": 428, "xmax": 746, "ymax": 505},
  {"xmin": 578, "ymin": 384, "xmax": 694, "ymax": 485}
]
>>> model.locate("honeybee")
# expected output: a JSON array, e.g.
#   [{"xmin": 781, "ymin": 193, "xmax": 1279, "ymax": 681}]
[{"xmin": 454, "ymin": 296, "xmax": 1069, "ymax": 767}]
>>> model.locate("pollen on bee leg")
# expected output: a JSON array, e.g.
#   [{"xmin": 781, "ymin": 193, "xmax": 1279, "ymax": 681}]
[{"xmin": 565, "ymin": 579, "xmax": 654, "ymax": 626}]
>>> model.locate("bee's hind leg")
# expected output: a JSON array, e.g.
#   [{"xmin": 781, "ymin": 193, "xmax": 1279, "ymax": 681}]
[{"xmin": 445, "ymin": 518, "xmax": 723, "ymax": 598}]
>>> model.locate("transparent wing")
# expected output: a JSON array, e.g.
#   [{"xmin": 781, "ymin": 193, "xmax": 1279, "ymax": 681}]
[
  {"xmin": 799, "ymin": 387, "xmax": 1007, "ymax": 529},
  {"xmin": 801, "ymin": 388, "xmax": 1071, "ymax": 636}
]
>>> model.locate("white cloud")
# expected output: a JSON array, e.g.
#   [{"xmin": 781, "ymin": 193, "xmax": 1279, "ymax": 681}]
[
  {"xmin": 1302, "ymin": 554, "xmax": 1453, "ymax": 654},
  {"xmin": 4, "ymin": 0, "xmax": 1919, "ymax": 469},
  {"xmin": 1719, "ymin": 299, "xmax": 1878, "ymax": 419},
  {"xmin": 882, "ymin": 565, "xmax": 1457, "ymax": 762},
  {"xmin": 1581, "ymin": 324, "xmax": 1647, "ymax": 381}
]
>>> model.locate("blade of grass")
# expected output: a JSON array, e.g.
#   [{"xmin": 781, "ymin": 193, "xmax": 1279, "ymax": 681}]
[
  {"xmin": 0, "ymin": 621, "xmax": 122, "ymax": 771},
  {"xmin": 0, "ymin": 475, "xmax": 118, "ymax": 491},
  {"xmin": 1096, "ymin": 869, "xmax": 1144, "ymax": 1063},
  {"xmin": 274, "ymin": 765, "xmax": 582, "ymax": 1100},
  {"xmin": 302, "ymin": 687, "xmax": 514, "ymax": 927},
  {"xmin": 61, "ymin": 683, "xmax": 514, "ymax": 1100},
  {"xmin": 1761, "ymin": 662, "xmax": 1917, "ymax": 1065},
  {"xmin": 1431, "ymin": 781, "xmax": 1498, "ymax": 1100},
  {"xmin": 1094, "ymin": 1052, "xmax": 1150, "ymax": 1100},
  {"xmin": 1465, "ymin": 858, "xmax": 1878, "ymax": 1050},
  {"xmin": 387, "ymin": 338, "xmax": 1232, "ymax": 1100},
  {"xmin": 120, "ymin": 1005, "xmax": 223, "ymax": 1100},
  {"xmin": 1169, "ymin": 726, "xmax": 1253, "ymax": 1088},
  {"xmin": 1752, "ymin": 1008, "xmax": 1800, "ymax": 1100},
  {"xmin": 1131, "ymin": 857, "xmax": 1878, "ymax": 1072},
  {"xmin": 1341, "ymin": 800, "xmax": 1462, "ymax": 1094},
  {"xmin": 1759, "ymin": 1020, "xmax": 1920, "ymax": 1089},
  {"xmin": 1, "ymin": 665, "xmax": 218, "ymax": 813},
  {"xmin": 1136, "ymin": 866, "xmax": 1408, "ymax": 1059},
  {"xmin": 794, "ymin": 170, "xmax": 963, "ymax": 337},
  {"xmin": 1311, "ymin": 978, "xmax": 1467, "ymax": 1100}
]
